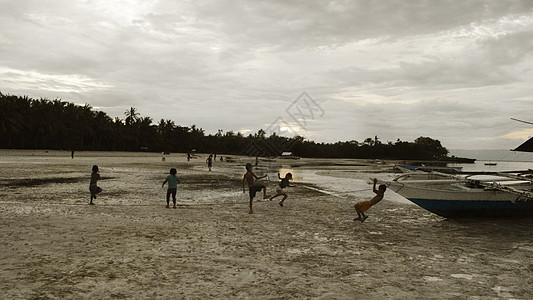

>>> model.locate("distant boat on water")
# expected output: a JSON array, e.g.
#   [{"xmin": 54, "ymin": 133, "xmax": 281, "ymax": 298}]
[
  {"xmin": 278, "ymin": 152, "xmax": 300, "ymax": 160},
  {"xmin": 387, "ymin": 124, "xmax": 533, "ymax": 218},
  {"xmin": 484, "ymin": 162, "xmax": 498, "ymax": 166}
]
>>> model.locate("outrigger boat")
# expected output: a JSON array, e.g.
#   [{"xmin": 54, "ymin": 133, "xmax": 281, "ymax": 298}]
[{"xmin": 387, "ymin": 128, "xmax": 533, "ymax": 218}]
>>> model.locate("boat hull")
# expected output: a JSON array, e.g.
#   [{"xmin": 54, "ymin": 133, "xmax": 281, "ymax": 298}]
[
  {"xmin": 389, "ymin": 181, "xmax": 533, "ymax": 218},
  {"xmin": 408, "ymin": 198, "xmax": 533, "ymax": 218}
]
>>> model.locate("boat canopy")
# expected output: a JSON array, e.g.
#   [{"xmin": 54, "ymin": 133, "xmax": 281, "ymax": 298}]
[{"xmin": 513, "ymin": 137, "xmax": 533, "ymax": 152}]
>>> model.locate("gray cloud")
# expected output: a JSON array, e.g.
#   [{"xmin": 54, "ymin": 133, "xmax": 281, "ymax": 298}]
[{"xmin": 1, "ymin": 0, "xmax": 533, "ymax": 150}]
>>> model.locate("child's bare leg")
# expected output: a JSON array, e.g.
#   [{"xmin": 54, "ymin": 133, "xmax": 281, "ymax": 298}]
[
  {"xmin": 355, "ymin": 205, "xmax": 367, "ymax": 222},
  {"xmin": 249, "ymin": 198, "xmax": 253, "ymax": 214},
  {"xmin": 269, "ymin": 193, "xmax": 281, "ymax": 201},
  {"xmin": 354, "ymin": 204, "xmax": 362, "ymax": 221},
  {"xmin": 262, "ymin": 187, "xmax": 269, "ymax": 199},
  {"xmin": 278, "ymin": 193, "xmax": 288, "ymax": 206},
  {"xmin": 361, "ymin": 213, "xmax": 368, "ymax": 222},
  {"xmin": 279, "ymin": 193, "xmax": 288, "ymax": 204},
  {"xmin": 172, "ymin": 190, "xmax": 177, "ymax": 208},
  {"xmin": 90, "ymin": 195, "xmax": 94, "ymax": 205}
]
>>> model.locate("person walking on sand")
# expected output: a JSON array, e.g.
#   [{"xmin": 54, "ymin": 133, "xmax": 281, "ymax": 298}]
[
  {"xmin": 206, "ymin": 154, "xmax": 213, "ymax": 171},
  {"xmin": 354, "ymin": 178, "xmax": 386, "ymax": 222},
  {"xmin": 243, "ymin": 163, "xmax": 269, "ymax": 214},
  {"xmin": 269, "ymin": 172, "xmax": 293, "ymax": 206},
  {"xmin": 162, "ymin": 168, "xmax": 180, "ymax": 208},
  {"xmin": 89, "ymin": 165, "xmax": 102, "ymax": 205}
]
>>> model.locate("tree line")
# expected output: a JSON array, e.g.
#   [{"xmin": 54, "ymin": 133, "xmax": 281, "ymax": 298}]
[{"xmin": 0, "ymin": 93, "xmax": 448, "ymax": 160}]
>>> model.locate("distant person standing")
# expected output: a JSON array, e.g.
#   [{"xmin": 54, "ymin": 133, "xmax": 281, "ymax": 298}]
[
  {"xmin": 187, "ymin": 153, "xmax": 191, "ymax": 162},
  {"xmin": 354, "ymin": 178, "xmax": 386, "ymax": 222},
  {"xmin": 206, "ymin": 154, "xmax": 213, "ymax": 171},
  {"xmin": 255, "ymin": 157, "xmax": 259, "ymax": 167},
  {"xmin": 71, "ymin": 150, "xmax": 74, "ymax": 159},
  {"xmin": 89, "ymin": 165, "xmax": 102, "ymax": 205},
  {"xmin": 162, "ymin": 168, "xmax": 180, "ymax": 208}
]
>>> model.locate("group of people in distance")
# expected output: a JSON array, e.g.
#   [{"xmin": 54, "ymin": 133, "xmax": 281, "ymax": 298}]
[{"xmin": 89, "ymin": 157, "xmax": 386, "ymax": 221}]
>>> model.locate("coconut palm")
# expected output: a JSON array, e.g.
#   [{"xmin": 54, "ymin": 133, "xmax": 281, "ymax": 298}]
[{"xmin": 124, "ymin": 107, "xmax": 139, "ymax": 126}]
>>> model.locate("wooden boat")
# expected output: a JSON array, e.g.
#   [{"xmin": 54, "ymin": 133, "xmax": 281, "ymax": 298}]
[
  {"xmin": 387, "ymin": 133, "xmax": 533, "ymax": 218},
  {"xmin": 387, "ymin": 171, "xmax": 533, "ymax": 218}
]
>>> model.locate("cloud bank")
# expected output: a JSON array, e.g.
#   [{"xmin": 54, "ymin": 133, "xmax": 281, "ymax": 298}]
[{"xmin": 1, "ymin": 0, "xmax": 533, "ymax": 150}]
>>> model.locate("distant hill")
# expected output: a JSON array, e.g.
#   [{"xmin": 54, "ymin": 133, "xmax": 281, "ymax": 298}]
[{"xmin": 449, "ymin": 149, "xmax": 533, "ymax": 162}]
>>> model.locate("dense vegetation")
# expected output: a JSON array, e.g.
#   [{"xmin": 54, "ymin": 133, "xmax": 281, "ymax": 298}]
[{"xmin": 0, "ymin": 93, "xmax": 448, "ymax": 159}]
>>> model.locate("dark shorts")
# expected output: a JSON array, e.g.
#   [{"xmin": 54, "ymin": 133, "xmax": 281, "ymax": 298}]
[
  {"xmin": 166, "ymin": 188, "xmax": 177, "ymax": 200},
  {"xmin": 89, "ymin": 184, "xmax": 102, "ymax": 195},
  {"xmin": 248, "ymin": 183, "xmax": 264, "ymax": 199}
]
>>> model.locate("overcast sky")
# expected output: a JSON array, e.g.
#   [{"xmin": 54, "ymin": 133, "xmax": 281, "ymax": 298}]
[{"xmin": 2, "ymin": 0, "xmax": 533, "ymax": 150}]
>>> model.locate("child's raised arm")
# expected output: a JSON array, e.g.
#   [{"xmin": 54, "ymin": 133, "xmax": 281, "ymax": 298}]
[
  {"xmin": 252, "ymin": 172, "xmax": 267, "ymax": 180},
  {"xmin": 372, "ymin": 178, "xmax": 379, "ymax": 194}
]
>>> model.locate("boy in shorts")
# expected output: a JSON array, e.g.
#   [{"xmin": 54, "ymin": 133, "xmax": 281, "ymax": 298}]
[
  {"xmin": 354, "ymin": 178, "xmax": 386, "ymax": 222},
  {"xmin": 242, "ymin": 163, "xmax": 269, "ymax": 214}
]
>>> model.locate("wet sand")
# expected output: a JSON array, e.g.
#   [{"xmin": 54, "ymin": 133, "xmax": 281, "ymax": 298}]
[{"xmin": 1, "ymin": 151, "xmax": 532, "ymax": 299}]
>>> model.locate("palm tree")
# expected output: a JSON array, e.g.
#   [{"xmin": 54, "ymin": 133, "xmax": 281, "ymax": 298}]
[{"xmin": 124, "ymin": 107, "xmax": 139, "ymax": 126}]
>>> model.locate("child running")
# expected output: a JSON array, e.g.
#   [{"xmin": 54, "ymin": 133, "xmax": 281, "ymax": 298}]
[
  {"xmin": 354, "ymin": 178, "xmax": 386, "ymax": 222},
  {"xmin": 242, "ymin": 163, "xmax": 269, "ymax": 214},
  {"xmin": 269, "ymin": 172, "xmax": 293, "ymax": 206},
  {"xmin": 89, "ymin": 165, "xmax": 102, "ymax": 205},
  {"xmin": 162, "ymin": 168, "xmax": 181, "ymax": 208}
]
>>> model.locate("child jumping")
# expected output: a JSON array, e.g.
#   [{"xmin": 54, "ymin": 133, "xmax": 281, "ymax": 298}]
[
  {"xmin": 89, "ymin": 165, "xmax": 102, "ymax": 205},
  {"xmin": 162, "ymin": 168, "xmax": 181, "ymax": 208},
  {"xmin": 354, "ymin": 178, "xmax": 386, "ymax": 222},
  {"xmin": 269, "ymin": 172, "xmax": 293, "ymax": 206},
  {"xmin": 242, "ymin": 163, "xmax": 269, "ymax": 214}
]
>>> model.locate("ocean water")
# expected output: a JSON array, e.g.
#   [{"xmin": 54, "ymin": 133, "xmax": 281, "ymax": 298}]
[{"xmin": 451, "ymin": 160, "xmax": 533, "ymax": 172}]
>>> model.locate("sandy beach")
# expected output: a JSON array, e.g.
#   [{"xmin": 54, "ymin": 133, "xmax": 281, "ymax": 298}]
[{"xmin": 1, "ymin": 150, "xmax": 532, "ymax": 299}]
